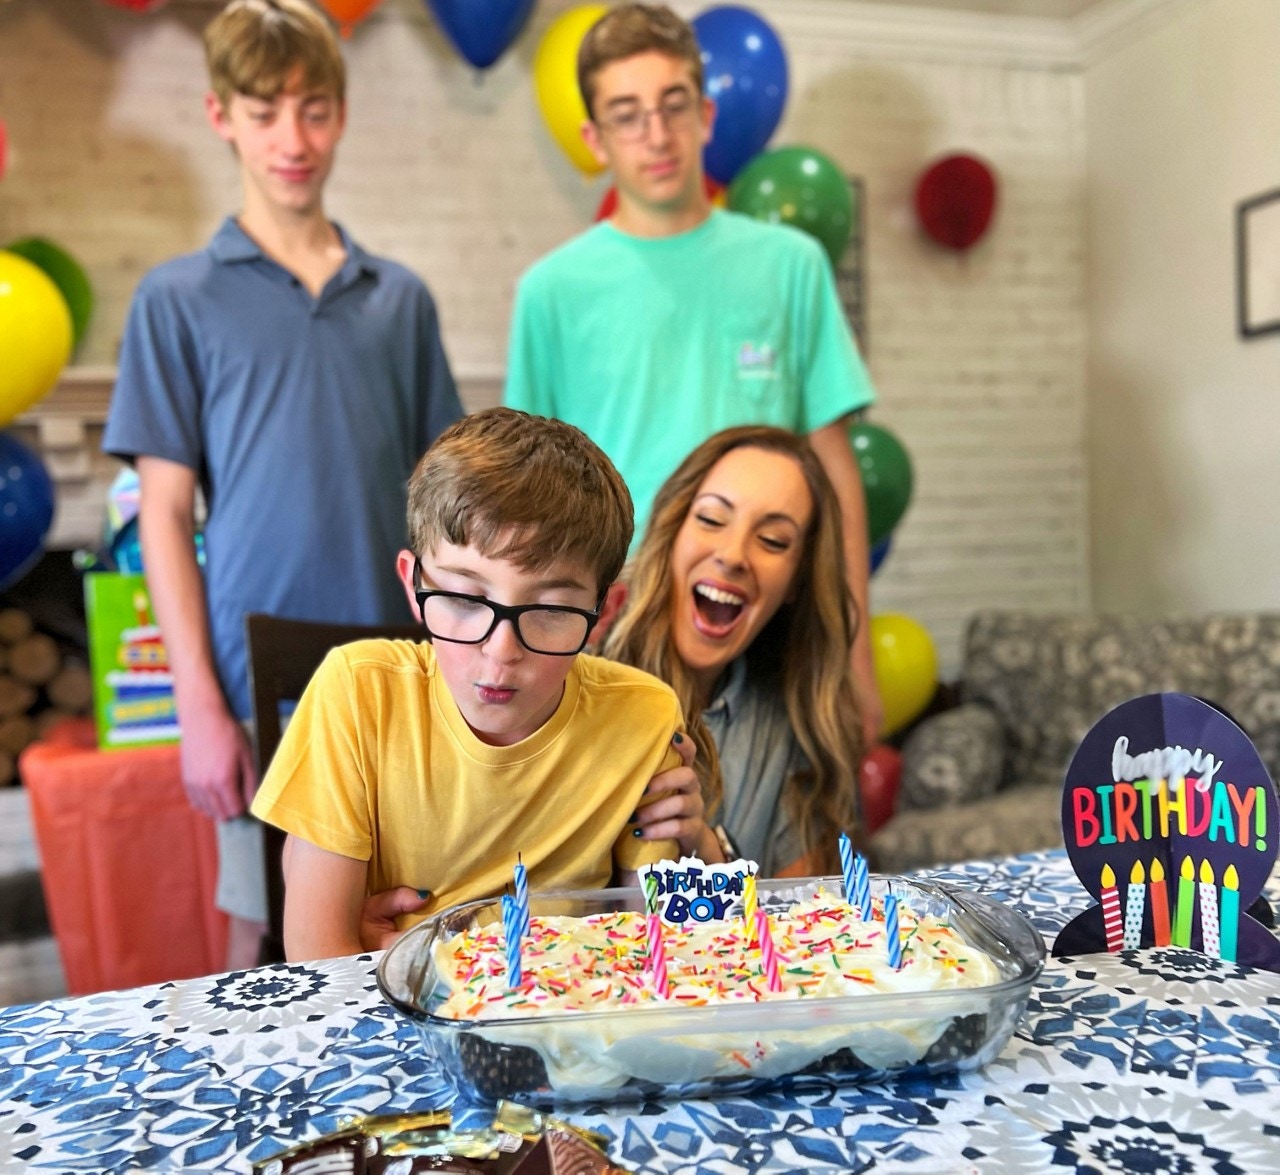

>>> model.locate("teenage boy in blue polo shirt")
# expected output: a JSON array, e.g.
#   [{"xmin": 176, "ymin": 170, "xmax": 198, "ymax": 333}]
[{"xmin": 103, "ymin": 0, "xmax": 461, "ymax": 969}]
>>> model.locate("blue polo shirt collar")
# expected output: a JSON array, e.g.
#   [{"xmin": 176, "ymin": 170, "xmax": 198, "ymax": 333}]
[{"xmin": 207, "ymin": 216, "xmax": 378, "ymax": 282}]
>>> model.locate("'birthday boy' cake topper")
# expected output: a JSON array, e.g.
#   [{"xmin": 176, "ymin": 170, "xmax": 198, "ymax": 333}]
[
  {"xmin": 1056, "ymin": 693, "xmax": 1280, "ymax": 972},
  {"xmin": 638, "ymin": 857, "xmax": 753, "ymax": 924}
]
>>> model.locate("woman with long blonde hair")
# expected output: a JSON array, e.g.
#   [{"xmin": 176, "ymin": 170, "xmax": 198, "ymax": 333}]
[{"xmin": 606, "ymin": 426, "xmax": 864, "ymax": 875}]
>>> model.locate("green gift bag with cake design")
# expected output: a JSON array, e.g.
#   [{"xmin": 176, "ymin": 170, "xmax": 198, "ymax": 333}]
[{"xmin": 85, "ymin": 572, "xmax": 179, "ymax": 748}]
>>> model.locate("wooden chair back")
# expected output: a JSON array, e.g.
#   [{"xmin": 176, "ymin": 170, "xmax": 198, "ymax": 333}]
[{"xmin": 244, "ymin": 612, "xmax": 422, "ymax": 964}]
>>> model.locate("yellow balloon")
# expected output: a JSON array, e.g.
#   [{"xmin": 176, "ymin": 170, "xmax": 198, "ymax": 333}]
[
  {"xmin": 870, "ymin": 613, "xmax": 939, "ymax": 738},
  {"xmin": 533, "ymin": 4, "xmax": 608, "ymax": 176},
  {"xmin": 0, "ymin": 251, "xmax": 73, "ymax": 427}
]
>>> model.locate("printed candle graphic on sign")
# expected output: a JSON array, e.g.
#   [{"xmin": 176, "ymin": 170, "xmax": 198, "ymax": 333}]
[{"xmin": 1055, "ymin": 693, "xmax": 1280, "ymax": 972}]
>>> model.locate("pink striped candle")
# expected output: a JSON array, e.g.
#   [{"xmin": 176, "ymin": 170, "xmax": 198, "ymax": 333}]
[
  {"xmin": 1100, "ymin": 863, "xmax": 1124, "ymax": 952},
  {"xmin": 643, "ymin": 873, "xmax": 670, "ymax": 998},
  {"xmin": 646, "ymin": 912, "xmax": 670, "ymax": 998},
  {"xmin": 754, "ymin": 907, "xmax": 783, "ymax": 992}
]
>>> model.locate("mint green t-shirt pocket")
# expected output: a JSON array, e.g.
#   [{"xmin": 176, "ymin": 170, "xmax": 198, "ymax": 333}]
[{"xmin": 721, "ymin": 313, "xmax": 799, "ymax": 422}]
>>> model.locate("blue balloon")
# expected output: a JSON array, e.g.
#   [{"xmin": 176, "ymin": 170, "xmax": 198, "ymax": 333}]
[
  {"xmin": 0, "ymin": 432, "xmax": 55, "ymax": 592},
  {"xmin": 425, "ymin": 0, "xmax": 536, "ymax": 70},
  {"xmin": 692, "ymin": 6, "xmax": 788, "ymax": 185},
  {"xmin": 870, "ymin": 534, "xmax": 892, "ymax": 576}
]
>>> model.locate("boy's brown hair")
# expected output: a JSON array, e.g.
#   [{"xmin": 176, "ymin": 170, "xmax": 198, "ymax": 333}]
[
  {"xmin": 407, "ymin": 408, "xmax": 634, "ymax": 597},
  {"xmin": 577, "ymin": 3, "xmax": 703, "ymax": 121},
  {"xmin": 204, "ymin": 0, "xmax": 346, "ymax": 108}
]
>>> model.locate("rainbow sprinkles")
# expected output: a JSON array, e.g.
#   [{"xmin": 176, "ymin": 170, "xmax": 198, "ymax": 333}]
[{"xmin": 432, "ymin": 878, "xmax": 1000, "ymax": 1021}]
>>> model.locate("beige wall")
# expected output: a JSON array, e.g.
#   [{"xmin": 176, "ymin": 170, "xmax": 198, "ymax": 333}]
[
  {"xmin": 2, "ymin": 0, "xmax": 1093, "ymax": 675},
  {"xmin": 1085, "ymin": 0, "xmax": 1280, "ymax": 612}
]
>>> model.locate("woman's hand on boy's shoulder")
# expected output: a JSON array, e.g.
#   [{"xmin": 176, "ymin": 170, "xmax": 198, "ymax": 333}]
[{"xmin": 632, "ymin": 733, "xmax": 722, "ymax": 861}]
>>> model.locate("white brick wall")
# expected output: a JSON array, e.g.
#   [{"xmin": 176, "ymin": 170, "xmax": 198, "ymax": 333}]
[{"xmin": 2, "ymin": 0, "xmax": 1101, "ymax": 676}]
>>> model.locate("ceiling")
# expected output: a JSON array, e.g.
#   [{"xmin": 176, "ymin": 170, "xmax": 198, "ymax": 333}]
[{"xmin": 876, "ymin": 0, "xmax": 1110, "ymax": 17}]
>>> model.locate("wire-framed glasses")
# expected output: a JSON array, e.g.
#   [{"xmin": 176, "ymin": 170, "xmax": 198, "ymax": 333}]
[
  {"xmin": 412, "ymin": 558, "xmax": 599, "ymax": 656},
  {"xmin": 596, "ymin": 89, "xmax": 698, "ymax": 141}
]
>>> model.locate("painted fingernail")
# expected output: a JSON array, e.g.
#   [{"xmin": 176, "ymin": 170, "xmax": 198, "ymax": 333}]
[
  {"xmin": 672, "ymin": 732, "xmax": 683, "ymax": 744},
  {"xmin": 629, "ymin": 811, "xmax": 639, "ymax": 823},
  {"xmin": 632, "ymin": 828, "xmax": 644, "ymax": 838},
  {"xmin": 417, "ymin": 889, "xmax": 430, "ymax": 899}
]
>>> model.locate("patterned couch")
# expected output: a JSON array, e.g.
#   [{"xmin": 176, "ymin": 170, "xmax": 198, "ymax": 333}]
[{"xmin": 868, "ymin": 611, "xmax": 1280, "ymax": 872}]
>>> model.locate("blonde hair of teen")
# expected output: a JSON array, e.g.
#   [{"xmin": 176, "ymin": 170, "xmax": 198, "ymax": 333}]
[
  {"xmin": 576, "ymin": 3, "xmax": 703, "ymax": 120},
  {"xmin": 407, "ymin": 407, "xmax": 634, "ymax": 598},
  {"xmin": 604, "ymin": 427, "xmax": 864, "ymax": 870},
  {"xmin": 204, "ymin": 0, "xmax": 346, "ymax": 108}
]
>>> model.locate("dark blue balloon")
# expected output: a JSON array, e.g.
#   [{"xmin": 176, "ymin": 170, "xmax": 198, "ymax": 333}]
[
  {"xmin": 0, "ymin": 432, "xmax": 55, "ymax": 592},
  {"xmin": 425, "ymin": 0, "xmax": 535, "ymax": 70},
  {"xmin": 693, "ymin": 6, "xmax": 788, "ymax": 185},
  {"xmin": 870, "ymin": 534, "xmax": 892, "ymax": 576}
]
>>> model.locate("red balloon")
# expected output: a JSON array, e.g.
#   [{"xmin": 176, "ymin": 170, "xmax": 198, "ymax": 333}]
[
  {"xmin": 858, "ymin": 744, "xmax": 902, "ymax": 835},
  {"xmin": 314, "ymin": 0, "xmax": 384, "ymax": 36},
  {"xmin": 594, "ymin": 175, "xmax": 725, "ymax": 222},
  {"xmin": 100, "ymin": 0, "xmax": 170, "ymax": 11},
  {"xmin": 914, "ymin": 153, "xmax": 997, "ymax": 251}
]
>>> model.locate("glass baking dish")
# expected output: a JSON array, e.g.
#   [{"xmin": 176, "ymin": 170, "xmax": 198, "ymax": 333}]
[{"xmin": 377, "ymin": 875, "xmax": 1045, "ymax": 1108}]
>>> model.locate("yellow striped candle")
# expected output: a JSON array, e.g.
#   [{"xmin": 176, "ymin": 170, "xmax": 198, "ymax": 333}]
[{"xmin": 743, "ymin": 873, "xmax": 757, "ymax": 925}]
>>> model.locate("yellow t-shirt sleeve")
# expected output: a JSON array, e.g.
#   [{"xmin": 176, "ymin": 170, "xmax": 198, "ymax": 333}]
[{"xmin": 612, "ymin": 725, "xmax": 685, "ymax": 872}]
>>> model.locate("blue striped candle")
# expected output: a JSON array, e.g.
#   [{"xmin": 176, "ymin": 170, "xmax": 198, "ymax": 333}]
[
  {"xmin": 883, "ymin": 892, "xmax": 903, "ymax": 970},
  {"xmin": 838, "ymin": 831, "xmax": 856, "ymax": 902},
  {"xmin": 502, "ymin": 893, "xmax": 523, "ymax": 988},
  {"xmin": 514, "ymin": 855, "xmax": 530, "ymax": 940},
  {"xmin": 853, "ymin": 852, "xmax": 873, "ymax": 921}
]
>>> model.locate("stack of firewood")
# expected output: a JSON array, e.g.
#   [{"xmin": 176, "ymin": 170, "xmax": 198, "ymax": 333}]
[{"xmin": 0, "ymin": 608, "xmax": 93, "ymax": 785}]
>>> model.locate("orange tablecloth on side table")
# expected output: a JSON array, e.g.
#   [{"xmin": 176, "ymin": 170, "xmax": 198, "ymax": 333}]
[{"xmin": 21, "ymin": 720, "xmax": 227, "ymax": 995}]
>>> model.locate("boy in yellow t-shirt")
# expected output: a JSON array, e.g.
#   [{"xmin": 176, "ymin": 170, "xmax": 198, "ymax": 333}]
[{"xmin": 251, "ymin": 408, "xmax": 694, "ymax": 961}]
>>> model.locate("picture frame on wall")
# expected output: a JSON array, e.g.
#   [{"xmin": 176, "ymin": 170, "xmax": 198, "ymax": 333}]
[{"xmin": 1237, "ymin": 187, "xmax": 1280, "ymax": 339}]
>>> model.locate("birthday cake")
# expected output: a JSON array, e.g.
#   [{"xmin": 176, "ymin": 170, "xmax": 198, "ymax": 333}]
[
  {"xmin": 382, "ymin": 865, "xmax": 1043, "ymax": 1104},
  {"xmin": 434, "ymin": 891, "xmax": 1001, "ymax": 1020}
]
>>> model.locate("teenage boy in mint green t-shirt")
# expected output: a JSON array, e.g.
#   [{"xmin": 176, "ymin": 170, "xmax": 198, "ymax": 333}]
[{"xmin": 504, "ymin": 3, "xmax": 881, "ymax": 743}]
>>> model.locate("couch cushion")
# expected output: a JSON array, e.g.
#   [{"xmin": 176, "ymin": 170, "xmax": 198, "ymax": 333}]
[
  {"xmin": 900, "ymin": 703, "xmax": 1004, "ymax": 809},
  {"xmin": 870, "ymin": 784, "xmax": 1063, "ymax": 873},
  {"xmin": 963, "ymin": 612, "xmax": 1280, "ymax": 792}
]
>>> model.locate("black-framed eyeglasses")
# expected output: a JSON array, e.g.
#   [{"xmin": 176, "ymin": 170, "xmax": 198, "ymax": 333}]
[
  {"xmin": 596, "ymin": 89, "xmax": 698, "ymax": 141},
  {"xmin": 412, "ymin": 558, "xmax": 600, "ymax": 656}
]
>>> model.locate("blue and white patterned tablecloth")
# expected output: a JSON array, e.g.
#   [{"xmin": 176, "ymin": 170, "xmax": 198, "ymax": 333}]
[{"xmin": 1, "ymin": 849, "xmax": 1278, "ymax": 1173}]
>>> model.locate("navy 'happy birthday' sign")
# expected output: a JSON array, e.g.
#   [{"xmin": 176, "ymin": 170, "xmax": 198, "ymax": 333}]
[{"xmin": 1056, "ymin": 693, "xmax": 1280, "ymax": 972}]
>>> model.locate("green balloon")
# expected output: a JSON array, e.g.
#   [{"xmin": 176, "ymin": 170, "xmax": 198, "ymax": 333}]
[
  {"xmin": 727, "ymin": 145, "xmax": 854, "ymax": 267},
  {"xmin": 849, "ymin": 421, "xmax": 913, "ymax": 545},
  {"xmin": 5, "ymin": 236, "xmax": 94, "ymax": 350}
]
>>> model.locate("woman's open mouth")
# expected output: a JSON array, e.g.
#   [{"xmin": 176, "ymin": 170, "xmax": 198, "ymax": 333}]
[{"xmin": 691, "ymin": 582, "xmax": 746, "ymax": 637}]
